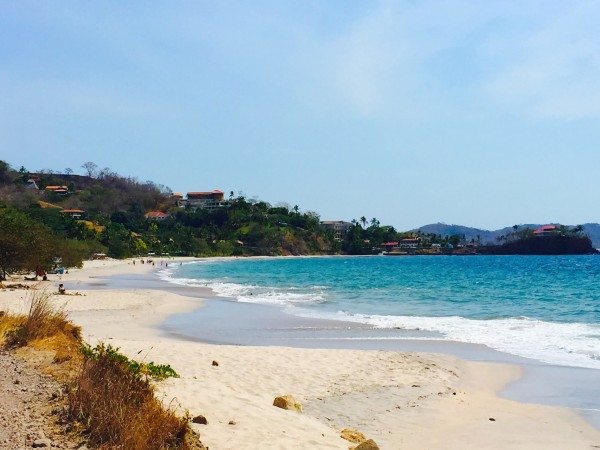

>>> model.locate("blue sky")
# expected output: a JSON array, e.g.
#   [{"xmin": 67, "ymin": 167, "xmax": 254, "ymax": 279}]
[{"xmin": 2, "ymin": 1, "xmax": 600, "ymax": 230}]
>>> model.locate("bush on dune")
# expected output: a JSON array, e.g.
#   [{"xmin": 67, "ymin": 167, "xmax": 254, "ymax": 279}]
[
  {"xmin": 2, "ymin": 290, "xmax": 81, "ymax": 349},
  {"xmin": 68, "ymin": 343, "xmax": 198, "ymax": 450},
  {"xmin": 0, "ymin": 291, "xmax": 203, "ymax": 449}
]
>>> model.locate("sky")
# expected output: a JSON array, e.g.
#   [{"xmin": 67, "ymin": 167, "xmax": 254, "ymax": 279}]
[{"xmin": 1, "ymin": 1, "xmax": 600, "ymax": 230}]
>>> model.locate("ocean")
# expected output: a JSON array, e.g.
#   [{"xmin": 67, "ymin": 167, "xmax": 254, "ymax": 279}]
[{"xmin": 160, "ymin": 255, "xmax": 600, "ymax": 370}]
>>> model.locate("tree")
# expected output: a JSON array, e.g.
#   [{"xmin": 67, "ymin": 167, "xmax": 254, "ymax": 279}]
[
  {"xmin": 572, "ymin": 225, "xmax": 584, "ymax": 235},
  {"xmin": 0, "ymin": 207, "xmax": 55, "ymax": 280},
  {"xmin": 448, "ymin": 234, "xmax": 462, "ymax": 247},
  {"xmin": 360, "ymin": 216, "xmax": 367, "ymax": 228},
  {"xmin": 81, "ymin": 161, "xmax": 98, "ymax": 178},
  {"xmin": 0, "ymin": 160, "xmax": 11, "ymax": 185},
  {"xmin": 18, "ymin": 166, "xmax": 29, "ymax": 182},
  {"xmin": 65, "ymin": 167, "xmax": 73, "ymax": 175},
  {"xmin": 101, "ymin": 222, "xmax": 135, "ymax": 258}
]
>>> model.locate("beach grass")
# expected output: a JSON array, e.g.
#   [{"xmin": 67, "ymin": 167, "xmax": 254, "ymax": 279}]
[
  {"xmin": 68, "ymin": 343, "xmax": 196, "ymax": 449},
  {"xmin": 0, "ymin": 289, "xmax": 203, "ymax": 450}
]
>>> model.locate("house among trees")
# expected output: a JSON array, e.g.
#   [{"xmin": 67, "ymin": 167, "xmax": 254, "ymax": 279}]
[
  {"xmin": 179, "ymin": 190, "xmax": 227, "ymax": 210},
  {"xmin": 60, "ymin": 209, "xmax": 85, "ymax": 219},
  {"xmin": 533, "ymin": 225, "xmax": 558, "ymax": 237},
  {"xmin": 321, "ymin": 220, "xmax": 353, "ymax": 240},
  {"xmin": 170, "ymin": 192, "xmax": 183, "ymax": 204},
  {"xmin": 145, "ymin": 211, "xmax": 170, "ymax": 221},
  {"xmin": 45, "ymin": 185, "xmax": 69, "ymax": 195},
  {"xmin": 398, "ymin": 237, "xmax": 421, "ymax": 249},
  {"xmin": 25, "ymin": 178, "xmax": 39, "ymax": 190},
  {"xmin": 381, "ymin": 241, "xmax": 399, "ymax": 252}
]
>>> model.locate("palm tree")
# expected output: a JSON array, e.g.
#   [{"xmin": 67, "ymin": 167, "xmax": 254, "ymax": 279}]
[{"xmin": 360, "ymin": 216, "xmax": 367, "ymax": 227}]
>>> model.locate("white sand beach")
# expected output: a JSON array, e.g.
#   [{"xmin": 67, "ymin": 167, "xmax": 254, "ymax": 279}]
[{"xmin": 1, "ymin": 259, "xmax": 599, "ymax": 449}]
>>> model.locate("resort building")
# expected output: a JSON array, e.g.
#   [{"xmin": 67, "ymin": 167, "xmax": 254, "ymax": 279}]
[
  {"xmin": 321, "ymin": 221, "xmax": 353, "ymax": 240},
  {"xmin": 60, "ymin": 209, "xmax": 85, "ymax": 219},
  {"xmin": 45, "ymin": 185, "xmax": 69, "ymax": 195},
  {"xmin": 533, "ymin": 225, "xmax": 559, "ymax": 236},
  {"xmin": 179, "ymin": 190, "xmax": 228, "ymax": 210},
  {"xmin": 171, "ymin": 192, "xmax": 183, "ymax": 205},
  {"xmin": 145, "ymin": 211, "xmax": 170, "ymax": 221},
  {"xmin": 381, "ymin": 241, "xmax": 399, "ymax": 252},
  {"xmin": 398, "ymin": 237, "xmax": 421, "ymax": 249}
]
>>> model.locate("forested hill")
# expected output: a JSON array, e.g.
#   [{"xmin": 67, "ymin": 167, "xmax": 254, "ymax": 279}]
[
  {"xmin": 0, "ymin": 160, "xmax": 340, "ymax": 272},
  {"xmin": 2, "ymin": 159, "xmax": 598, "ymax": 280},
  {"xmin": 417, "ymin": 223, "xmax": 600, "ymax": 248}
]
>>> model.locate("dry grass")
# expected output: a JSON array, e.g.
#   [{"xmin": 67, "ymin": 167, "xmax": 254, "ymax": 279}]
[
  {"xmin": 68, "ymin": 344, "xmax": 199, "ymax": 450},
  {"xmin": 0, "ymin": 291, "xmax": 203, "ymax": 449},
  {"xmin": 0, "ymin": 310, "xmax": 25, "ymax": 341},
  {"xmin": 2, "ymin": 290, "xmax": 81, "ymax": 349}
]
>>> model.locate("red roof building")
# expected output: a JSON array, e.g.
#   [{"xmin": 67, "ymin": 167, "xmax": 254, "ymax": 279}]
[
  {"xmin": 145, "ymin": 211, "xmax": 170, "ymax": 221},
  {"xmin": 533, "ymin": 225, "xmax": 558, "ymax": 236},
  {"xmin": 186, "ymin": 190, "xmax": 225, "ymax": 200},
  {"xmin": 181, "ymin": 190, "xmax": 227, "ymax": 210},
  {"xmin": 45, "ymin": 185, "xmax": 69, "ymax": 195}
]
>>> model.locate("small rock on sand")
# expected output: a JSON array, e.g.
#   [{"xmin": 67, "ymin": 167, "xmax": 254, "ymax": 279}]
[
  {"xmin": 273, "ymin": 395, "xmax": 302, "ymax": 412},
  {"xmin": 192, "ymin": 415, "xmax": 208, "ymax": 425},
  {"xmin": 353, "ymin": 439, "xmax": 379, "ymax": 450},
  {"xmin": 340, "ymin": 428, "xmax": 366, "ymax": 444},
  {"xmin": 228, "ymin": 420, "xmax": 236, "ymax": 425},
  {"xmin": 32, "ymin": 438, "xmax": 52, "ymax": 447},
  {"xmin": 212, "ymin": 360, "xmax": 219, "ymax": 366}
]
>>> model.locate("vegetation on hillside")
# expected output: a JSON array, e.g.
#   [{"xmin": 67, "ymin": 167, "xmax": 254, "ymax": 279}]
[
  {"xmin": 0, "ymin": 159, "xmax": 416, "ymax": 277},
  {"xmin": 3, "ymin": 159, "xmax": 595, "ymax": 276}
]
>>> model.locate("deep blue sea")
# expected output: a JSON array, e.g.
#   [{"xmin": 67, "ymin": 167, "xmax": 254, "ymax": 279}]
[{"xmin": 161, "ymin": 255, "xmax": 600, "ymax": 369}]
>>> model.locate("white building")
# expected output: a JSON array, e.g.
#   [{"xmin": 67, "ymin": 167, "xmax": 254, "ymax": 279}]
[{"xmin": 321, "ymin": 220, "xmax": 353, "ymax": 240}]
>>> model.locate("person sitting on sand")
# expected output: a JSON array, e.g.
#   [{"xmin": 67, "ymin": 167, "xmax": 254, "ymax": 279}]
[{"xmin": 58, "ymin": 283, "xmax": 66, "ymax": 295}]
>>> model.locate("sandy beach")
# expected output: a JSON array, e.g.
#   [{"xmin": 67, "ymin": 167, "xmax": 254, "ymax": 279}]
[{"xmin": 1, "ymin": 259, "xmax": 599, "ymax": 449}]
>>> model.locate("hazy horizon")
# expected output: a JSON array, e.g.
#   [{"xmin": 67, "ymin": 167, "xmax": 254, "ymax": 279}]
[{"xmin": 2, "ymin": 1, "xmax": 599, "ymax": 230}]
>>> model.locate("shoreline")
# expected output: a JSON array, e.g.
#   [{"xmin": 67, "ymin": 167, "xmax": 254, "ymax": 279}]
[
  {"xmin": 61, "ymin": 259, "xmax": 600, "ymax": 429},
  {"xmin": 1, "ymin": 258, "xmax": 599, "ymax": 448}
]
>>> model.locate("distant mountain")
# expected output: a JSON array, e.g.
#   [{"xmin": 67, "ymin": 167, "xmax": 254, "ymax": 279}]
[
  {"xmin": 581, "ymin": 223, "xmax": 600, "ymax": 249},
  {"xmin": 416, "ymin": 222, "xmax": 600, "ymax": 248}
]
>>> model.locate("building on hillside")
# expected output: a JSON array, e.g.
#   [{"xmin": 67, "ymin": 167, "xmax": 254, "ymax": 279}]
[
  {"xmin": 179, "ymin": 190, "xmax": 227, "ymax": 210},
  {"xmin": 60, "ymin": 209, "xmax": 85, "ymax": 219},
  {"xmin": 381, "ymin": 241, "xmax": 399, "ymax": 252},
  {"xmin": 533, "ymin": 225, "xmax": 558, "ymax": 237},
  {"xmin": 398, "ymin": 237, "xmax": 421, "ymax": 249},
  {"xmin": 145, "ymin": 211, "xmax": 170, "ymax": 221},
  {"xmin": 25, "ymin": 179, "xmax": 39, "ymax": 190},
  {"xmin": 321, "ymin": 220, "xmax": 353, "ymax": 240},
  {"xmin": 45, "ymin": 185, "xmax": 69, "ymax": 195}
]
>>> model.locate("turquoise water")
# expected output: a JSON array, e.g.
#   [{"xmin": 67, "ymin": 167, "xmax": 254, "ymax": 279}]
[{"xmin": 161, "ymin": 255, "xmax": 600, "ymax": 369}]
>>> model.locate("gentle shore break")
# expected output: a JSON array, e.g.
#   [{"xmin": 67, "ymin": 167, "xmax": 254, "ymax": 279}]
[{"xmin": 1, "ymin": 258, "xmax": 599, "ymax": 449}]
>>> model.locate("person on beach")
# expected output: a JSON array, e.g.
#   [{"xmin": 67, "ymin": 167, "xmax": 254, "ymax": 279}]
[{"xmin": 58, "ymin": 283, "xmax": 66, "ymax": 295}]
